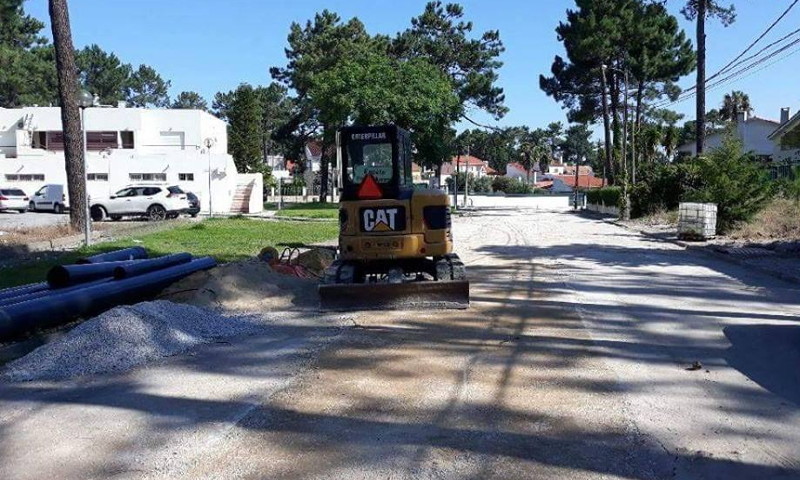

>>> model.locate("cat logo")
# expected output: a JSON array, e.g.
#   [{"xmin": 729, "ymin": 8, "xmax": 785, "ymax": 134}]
[{"xmin": 361, "ymin": 207, "xmax": 403, "ymax": 232}]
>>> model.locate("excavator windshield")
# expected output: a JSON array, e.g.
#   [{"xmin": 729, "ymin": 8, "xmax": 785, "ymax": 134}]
[
  {"xmin": 347, "ymin": 142, "xmax": 393, "ymax": 184},
  {"xmin": 339, "ymin": 125, "xmax": 412, "ymax": 201}
]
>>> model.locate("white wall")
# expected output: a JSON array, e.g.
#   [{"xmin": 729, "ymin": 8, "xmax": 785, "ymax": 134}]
[
  {"xmin": 677, "ymin": 117, "xmax": 779, "ymax": 157},
  {"xmin": 465, "ymin": 194, "xmax": 573, "ymax": 210},
  {"xmin": 0, "ymin": 106, "xmax": 242, "ymax": 214}
]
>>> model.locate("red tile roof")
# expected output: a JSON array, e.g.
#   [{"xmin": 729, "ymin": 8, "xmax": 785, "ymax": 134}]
[
  {"xmin": 450, "ymin": 155, "xmax": 487, "ymax": 167},
  {"xmin": 554, "ymin": 175, "xmax": 606, "ymax": 189}
]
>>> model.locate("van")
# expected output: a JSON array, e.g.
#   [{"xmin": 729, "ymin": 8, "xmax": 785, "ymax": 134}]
[{"xmin": 30, "ymin": 184, "xmax": 69, "ymax": 213}]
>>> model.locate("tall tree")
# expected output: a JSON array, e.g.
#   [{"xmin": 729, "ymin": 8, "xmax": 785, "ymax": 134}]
[
  {"xmin": 720, "ymin": 90, "xmax": 752, "ymax": 122},
  {"xmin": 392, "ymin": 1, "xmax": 507, "ymax": 122},
  {"xmin": 255, "ymin": 83, "xmax": 294, "ymax": 160},
  {"xmin": 226, "ymin": 84, "xmax": 263, "ymax": 173},
  {"xmin": 271, "ymin": 10, "xmax": 374, "ymax": 201},
  {"xmin": 541, "ymin": 0, "xmax": 695, "ymax": 183},
  {"xmin": 171, "ymin": 91, "xmax": 208, "ymax": 110},
  {"xmin": 211, "ymin": 90, "xmax": 235, "ymax": 120},
  {"xmin": 48, "ymin": 0, "xmax": 86, "ymax": 231},
  {"xmin": 126, "ymin": 64, "xmax": 170, "ymax": 107},
  {"xmin": 0, "ymin": 0, "xmax": 58, "ymax": 107},
  {"xmin": 561, "ymin": 124, "xmax": 593, "ymax": 164},
  {"xmin": 682, "ymin": 0, "xmax": 736, "ymax": 155},
  {"xmin": 75, "ymin": 44, "xmax": 131, "ymax": 104}
]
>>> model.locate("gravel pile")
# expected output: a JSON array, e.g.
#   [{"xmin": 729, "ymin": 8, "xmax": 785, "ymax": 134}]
[{"xmin": 2, "ymin": 300, "xmax": 265, "ymax": 382}]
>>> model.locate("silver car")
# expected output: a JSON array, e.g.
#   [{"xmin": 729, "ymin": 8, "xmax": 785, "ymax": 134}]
[{"xmin": 0, "ymin": 188, "xmax": 30, "ymax": 213}]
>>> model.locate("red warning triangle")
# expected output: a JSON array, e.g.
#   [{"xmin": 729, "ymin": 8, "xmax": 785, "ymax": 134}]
[{"xmin": 357, "ymin": 174, "xmax": 383, "ymax": 200}]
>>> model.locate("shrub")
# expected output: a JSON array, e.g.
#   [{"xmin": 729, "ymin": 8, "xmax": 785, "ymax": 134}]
[
  {"xmin": 630, "ymin": 162, "xmax": 700, "ymax": 218},
  {"xmin": 682, "ymin": 136, "xmax": 774, "ymax": 233},
  {"xmin": 446, "ymin": 173, "xmax": 493, "ymax": 193},
  {"xmin": 586, "ymin": 187, "xmax": 622, "ymax": 207},
  {"xmin": 491, "ymin": 176, "xmax": 532, "ymax": 194}
]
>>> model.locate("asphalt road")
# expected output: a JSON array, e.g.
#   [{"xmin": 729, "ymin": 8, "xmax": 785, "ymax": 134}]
[
  {"xmin": 0, "ymin": 210, "xmax": 68, "ymax": 230},
  {"xmin": 1, "ymin": 209, "xmax": 799, "ymax": 479}
]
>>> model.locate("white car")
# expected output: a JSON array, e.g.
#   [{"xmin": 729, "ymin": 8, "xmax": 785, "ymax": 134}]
[
  {"xmin": 90, "ymin": 184, "xmax": 191, "ymax": 221},
  {"xmin": 0, "ymin": 187, "xmax": 30, "ymax": 213}
]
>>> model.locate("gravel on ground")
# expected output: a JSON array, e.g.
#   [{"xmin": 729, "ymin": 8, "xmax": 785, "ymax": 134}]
[{"xmin": 1, "ymin": 301, "xmax": 265, "ymax": 382}]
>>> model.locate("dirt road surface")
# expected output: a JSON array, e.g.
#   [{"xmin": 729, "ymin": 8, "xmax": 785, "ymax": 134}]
[{"xmin": 2, "ymin": 209, "xmax": 799, "ymax": 479}]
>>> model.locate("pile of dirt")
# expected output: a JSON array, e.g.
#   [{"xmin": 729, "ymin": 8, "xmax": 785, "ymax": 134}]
[{"xmin": 160, "ymin": 259, "xmax": 319, "ymax": 312}]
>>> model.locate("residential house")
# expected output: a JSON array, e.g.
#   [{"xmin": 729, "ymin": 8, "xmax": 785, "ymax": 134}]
[
  {"xmin": 676, "ymin": 111, "xmax": 779, "ymax": 160},
  {"xmin": 0, "ymin": 105, "xmax": 262, "ymax": 214},
  {"xmin": 768, "ymin": 107, "xmax": 800, "ymax": 177},
  {"xmin": 548, "ymin": 160, "xmax": 566, "ymax": 175},
  {"xmin": 505, "ymin": 162, "xmax": 538, "ymax": 183},
  {"xmin": 563, "ymin": 165, "xmax": 594, "ymax": 176},
  {"xmin": 438, "ymin": 155, "xmax": 491, "ymax": 186}
]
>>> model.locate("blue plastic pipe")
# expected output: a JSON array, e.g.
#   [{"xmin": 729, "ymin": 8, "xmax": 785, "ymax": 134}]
[
  {"xmin": 76, "ymin": 246, "xmax": 148, "ymax": 264},
  {"xmin": 0, "ymin": 282, "xmax": 49, "ymax": 302},
  {"xmin": 0, "ymin": 257, "xmax": 216, "ymax": 340},
  {"xmin": 47, "ymin": 261, "xmax": 137, "ymax": 288},
  {"xmin": 113, "ymin": 253, "xmax": 193, "ymax": 279},
  {"xmin": 0, "ymin": 278, "xmax": 114, "ymax": 308}
]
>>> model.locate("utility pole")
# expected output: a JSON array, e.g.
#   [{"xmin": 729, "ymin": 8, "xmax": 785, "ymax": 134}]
[
  {"xmin": 695, "ymin": 0, "xmax": 707, "ymax": 156},
  {"xmin": 573, "ymin": 157, "xmax": 580, "ymax": 209},
  {"xmin": 599, "ymin": 66, "xmax": 613, "ymax": 185},
  {"xmin": 463, "ymin": 145, "xmax": 470, "ymax": 208},
  {"xmin": 453, "ymin": 153, "xmax": 460, "ymax": 211}
]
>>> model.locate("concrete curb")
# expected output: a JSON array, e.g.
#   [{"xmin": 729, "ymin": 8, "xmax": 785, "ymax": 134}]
[{"xmin": 606, "ymin": 218, "xmax": 800, "ymax": 286}]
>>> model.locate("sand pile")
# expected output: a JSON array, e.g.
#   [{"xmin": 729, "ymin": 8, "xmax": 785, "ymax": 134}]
[{"xmin": 160, "ymin": 259, "xmax": 319, "ymax": 313}]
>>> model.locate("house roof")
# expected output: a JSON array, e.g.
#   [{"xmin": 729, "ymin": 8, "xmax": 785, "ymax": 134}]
[
  {"xmin": 450, "ymin": 155, "xmax": 487, "ymax": 167},
  {"xmin": 770, "ymin": 110, "xmax": 800, "ymax": 140},
  {"xmin": 535, "ymin": 180, "xmax": 554, "ymax": 189},
  {"xmin": 554, "ymin": 175, "xmax": 606, "ymax": 189},
  {"xmin": 564, "ymin": 165, "xmax": 594, "ymax": 176}
]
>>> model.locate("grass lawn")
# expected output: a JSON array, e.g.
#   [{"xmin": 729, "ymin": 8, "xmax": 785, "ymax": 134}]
[
  {"xmin": 273, "ymin": 202, "xmax": 339, "ymax": 219},
  {"xmin": 0, "ymin": 217, "xmax": 339, "ymax": 289}
]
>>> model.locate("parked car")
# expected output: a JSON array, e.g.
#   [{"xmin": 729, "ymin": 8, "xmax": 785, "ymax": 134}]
[
  {"xmin": 0, "ymin": 187, "xmax": 29, "ymax": 213},
  {"xmin": 186, "ymin": 192, "xmax": 200, "ymax": 217},
  {"xmin": 90, "ymin": 184, "xmax": 191, "ymax": 222},
  {"xmin": 29, "ymin": 184, "xmax": 69, "ymax": 213}
]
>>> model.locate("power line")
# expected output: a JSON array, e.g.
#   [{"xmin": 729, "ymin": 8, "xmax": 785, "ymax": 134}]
[
  {"xmin": 653, "ymin": 2, "xmax": 800, "ymax": 109},
  {"xmin": 711, "ymin": 0, "xmax": 799, "ymax": 80}
]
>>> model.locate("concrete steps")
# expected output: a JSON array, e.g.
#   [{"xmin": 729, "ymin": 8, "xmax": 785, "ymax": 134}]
[{"xmin": 229, "ymin": 182, "xmax": 254, "ymax": 214}]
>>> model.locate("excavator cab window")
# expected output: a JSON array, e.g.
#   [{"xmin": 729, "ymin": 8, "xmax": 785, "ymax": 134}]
[{"xmin": 339, "ymin": 125, "xmax": 413, "ymax": 201}]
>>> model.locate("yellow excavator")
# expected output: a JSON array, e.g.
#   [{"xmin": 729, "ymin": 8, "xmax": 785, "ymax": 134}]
[{"xmin": 319, "ymin": 125, "xmax": 469, "ymax": 310}]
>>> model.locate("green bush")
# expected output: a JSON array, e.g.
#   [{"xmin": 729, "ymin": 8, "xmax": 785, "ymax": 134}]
[
  {"xmin": 491, "ymin": 176, "xmax": 533, "ymax": 194},
  {"xmin": 446, "ymin": 172, "xmax": 493, "ymax": 193},
  {"xmin": 630, "ymin": 162, "xmax": 700, "ymax": 217},
  {"xmin": 586, "ymin": 187, "xmax": 622, "ymax": 207},
  {"xmin": 682, "ymin": 137, "xmax": 774, "ymax": 233}
]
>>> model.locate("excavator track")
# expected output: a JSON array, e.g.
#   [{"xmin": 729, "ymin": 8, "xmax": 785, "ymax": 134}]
[{"xmin": 318, "ymin": 254, "xmax": 469, "ymax": 311}]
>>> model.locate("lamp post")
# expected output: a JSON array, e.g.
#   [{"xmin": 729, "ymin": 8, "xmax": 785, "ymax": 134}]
[
  {"xmin": 77, "ymin": 90, "xmax": 93, "ymax": 246},
  {"xmin": 204, "ymin": 137, "xmax": 216, "ymax": 216}
]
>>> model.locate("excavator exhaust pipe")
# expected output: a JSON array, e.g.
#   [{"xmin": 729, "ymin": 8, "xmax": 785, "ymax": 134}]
[{"xmin": 319, "ymin": 280, "xmax": 469, "ymax": 311}]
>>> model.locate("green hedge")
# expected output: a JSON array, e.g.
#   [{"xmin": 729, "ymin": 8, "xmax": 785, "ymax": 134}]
[
  {"xmin": 491, "ymin": 176, "xmax": 533, "ymax": 194},
  {"xmin": 586, "ymin": 187, "xmax": 622, "ymax": 207}
]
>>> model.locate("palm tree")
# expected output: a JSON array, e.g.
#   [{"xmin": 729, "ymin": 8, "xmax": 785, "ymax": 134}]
[{"xmin": 720, "ymin": 90, "xmax": 753, "ymax": 122}]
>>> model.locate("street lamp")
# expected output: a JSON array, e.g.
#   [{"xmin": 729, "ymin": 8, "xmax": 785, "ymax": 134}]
[
  {"xmin": 77, "ymin": 89, "xmax": 93, "ymax": 246},
  {"xmin": 204, "ymin": 137, "xmax": 216, "ymax": 216}
]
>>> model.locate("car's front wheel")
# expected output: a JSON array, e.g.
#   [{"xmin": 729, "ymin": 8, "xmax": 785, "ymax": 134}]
[
  {"xmin": 147, "ymin": 204, "xmax": 167, "ymax": 221},
  {"xmin": 54, "ymin": 203, "xmax": 64, "ymax": 214},
  {"xmin": 29, "ymin": 201, "xmax": 36, "ymax": 212}
]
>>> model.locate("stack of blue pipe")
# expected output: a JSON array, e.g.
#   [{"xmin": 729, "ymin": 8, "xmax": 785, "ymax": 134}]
[{"xmin": 0, "ymin": 247, "xmax": 216, "ymax": 341}]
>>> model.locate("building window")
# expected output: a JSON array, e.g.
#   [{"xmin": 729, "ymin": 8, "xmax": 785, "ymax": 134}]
[
  {"xmin": 129, "ymin": 173, "xmax": 167, "ymax": 182},
  {"xmin": 32, "ymin": 131, "xmax": 47, "ymax": 149},
  {"xmin": 86, "ymin": 131, "xmax": 118, "ymax": 151},
  {"xmin": 88, "ymin": 173, "xmax": 108, "ymax": 181},
  {"xmin": 46, "ymin": 131, "xmax": 65, "ymax": 151},
  {"xmin": 178, "ymin": 173, "xmax": 194, "ymax": 181},
  {"xmin": 5, "ymin": 174, "xmax": 45, "ymax": 182},
  {"xmin": 121, "ymin": 131, "xmax": 134, "ymax": 149}
]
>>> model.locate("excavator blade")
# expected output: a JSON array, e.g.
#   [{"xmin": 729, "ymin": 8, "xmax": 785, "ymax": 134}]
[{"xmin": 318, "ymin": 280, "xmax": 469, "ymax": 311}]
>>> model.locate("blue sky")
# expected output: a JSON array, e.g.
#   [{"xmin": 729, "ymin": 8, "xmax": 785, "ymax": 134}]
[{"xmin": 26, "ymin": 0, "xmax": 800, "ymax": 133}]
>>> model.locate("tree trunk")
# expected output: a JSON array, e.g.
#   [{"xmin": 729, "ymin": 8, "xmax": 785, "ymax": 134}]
[
  {"xmin": 48, "ymin": 0, "xmax": 86, "ymax": 232},
  {"xmin": 600, "ymin": 67, "xmax": 614, "ymax": 186},
  {"xmin": 634, "ymin": 80, "xmax": 644, "ymax": 181},
  {"xmin": 695, "ymin": 0, "xmax": 706, "ymax": 156}
]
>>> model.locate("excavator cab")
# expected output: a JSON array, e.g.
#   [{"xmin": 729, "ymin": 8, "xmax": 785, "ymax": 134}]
[{"xmin": 319, "ymin": 124, "xmax": 469, "ymax": 311}]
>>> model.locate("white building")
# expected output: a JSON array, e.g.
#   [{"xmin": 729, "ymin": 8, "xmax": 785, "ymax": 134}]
[
  {"xmin": 677, "ymin": 111, "xmax": 780, "ymax": 160},
  {"xmin": 768, "ymin": 107, "xmax": 800, "ymax": 170},
  {"xmin": 0, "ymin": 105, "xmax": 262, "ymax": 214},
  {"xmin": 505, "ymin": 162, "xmax": 537, "ymax": 183}
]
